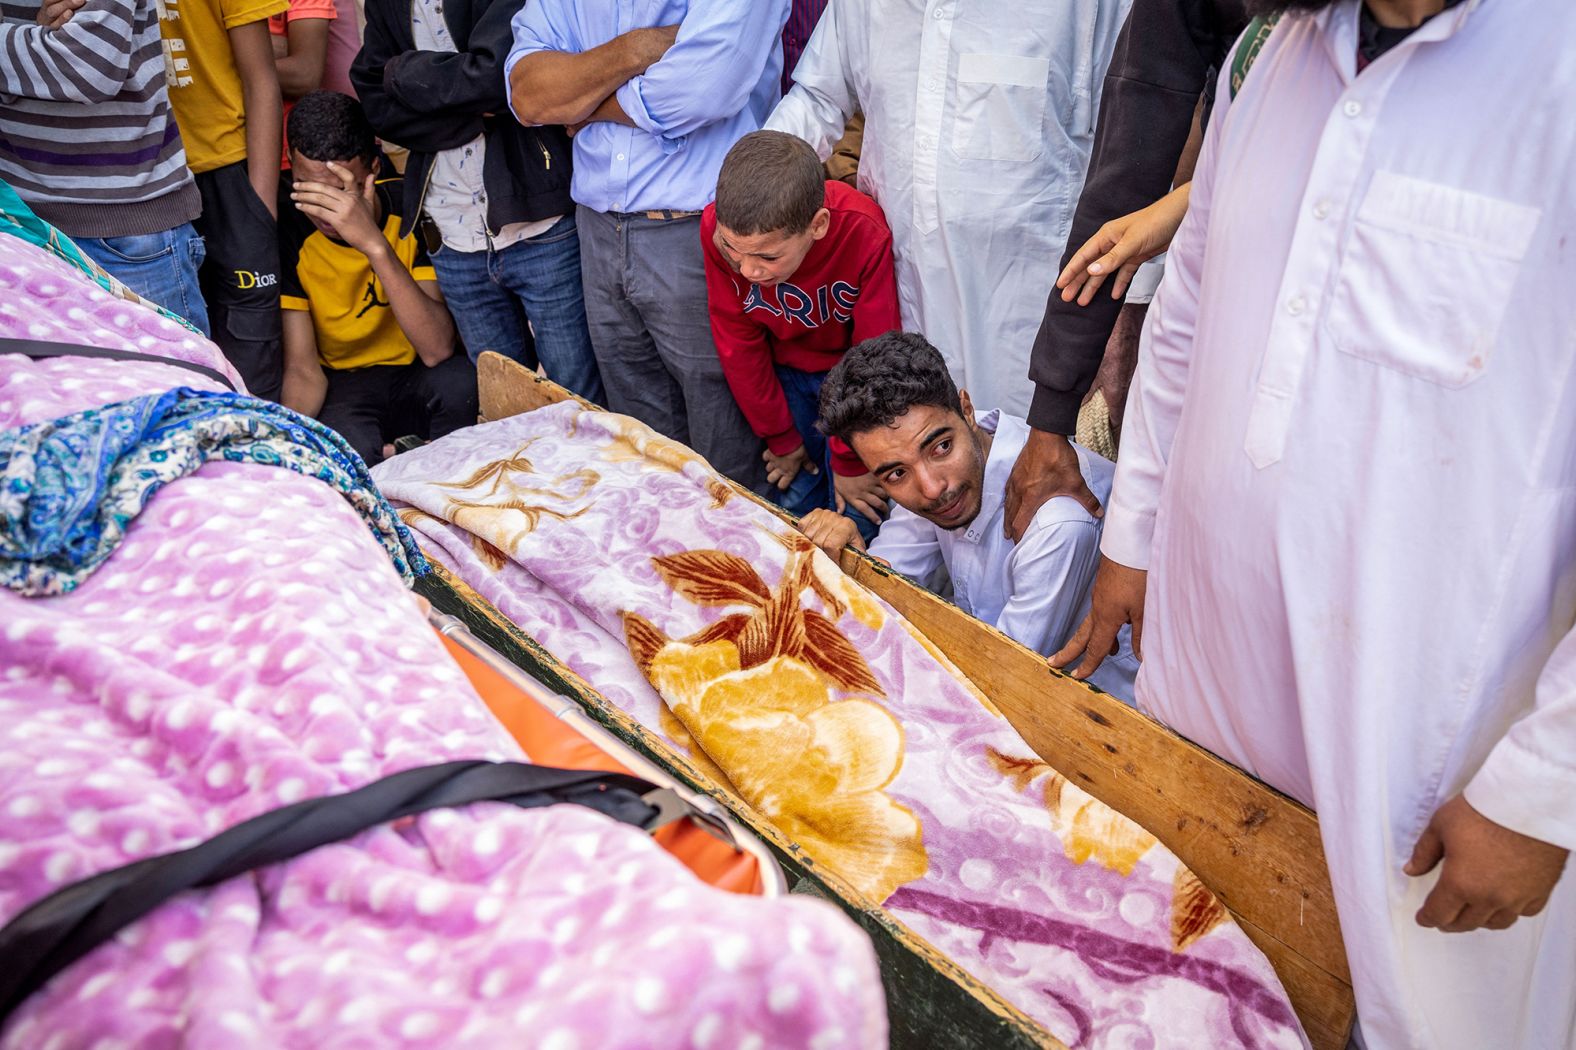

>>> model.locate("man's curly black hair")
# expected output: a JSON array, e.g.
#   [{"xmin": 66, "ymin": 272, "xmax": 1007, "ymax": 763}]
[
  {"xmin": 816, "ymin": 331, "xmax": 963, "ymax": 445},
  {"xmin": 286, "ymin": 90, "xmax": 378, "ymax": 165}
]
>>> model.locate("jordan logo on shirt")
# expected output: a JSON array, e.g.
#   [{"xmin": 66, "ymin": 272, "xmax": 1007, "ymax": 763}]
[
  {"xmin": 743, "ymin": 280, "xmax": 860, "ymax": 327},
  {"xmin": 356, "ymin": 278, "xmax": 389, "ymax": 318}
]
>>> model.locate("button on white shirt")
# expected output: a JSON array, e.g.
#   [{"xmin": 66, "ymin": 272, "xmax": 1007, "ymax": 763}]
[
  {"xmin": 766, "ymin": 0, "xmax": 1130, "ymax": 417},
  {"xmin": 1103, "ymin": 3, "xmax": 1576, "ymax": 1047},
  {"xmin": 872, "ymin": 410, "xmax": 1138, "ymax": 701}
]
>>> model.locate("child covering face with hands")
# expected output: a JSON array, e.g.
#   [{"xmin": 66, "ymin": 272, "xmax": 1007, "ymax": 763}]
[{"xmin": 279, "ymin": 91, "xmax": 476, "ymax": 465}]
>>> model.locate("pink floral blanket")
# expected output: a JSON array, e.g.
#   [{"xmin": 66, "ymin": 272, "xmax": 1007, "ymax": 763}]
[
  {"xmin": 0, "ymin": 235, "xmax": 886, "ymax": 1049},
  {"xmin": 373, "ymin": 405, "xmax": 1309, "ymax": 1049}
]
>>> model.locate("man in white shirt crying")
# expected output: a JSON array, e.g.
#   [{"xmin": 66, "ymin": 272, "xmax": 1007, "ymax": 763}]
[{"xmin": 797, "ymin": 331, "xmax": 1138, "ymax": 702}]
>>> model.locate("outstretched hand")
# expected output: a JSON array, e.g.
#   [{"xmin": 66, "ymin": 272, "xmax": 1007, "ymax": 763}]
[
  {"xmin": 1051, "ymin": 555, "xmax": 1145, "ymax": 681},
  {"xmin": 1057, "ymin": 183, "xmax": 1192, "ymax": 307},
  {"xmin": 1004, "ymin": 428, "xmax": 1101, "ymax": 542},
  {"xmin": 1406, "ymin": 794, "xmax": 1569, "ymax": 933}
]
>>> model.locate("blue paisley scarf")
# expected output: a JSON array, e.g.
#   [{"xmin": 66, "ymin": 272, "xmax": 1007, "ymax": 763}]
[{"xmin": 0, "ymin": 387, "xmax": 428, "ymax": 596}]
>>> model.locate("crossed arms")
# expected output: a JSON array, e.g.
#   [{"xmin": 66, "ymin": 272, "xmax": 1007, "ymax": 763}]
[{"xmin": 507, "ymin": 0, "xmax": 787, "ymax": 138}]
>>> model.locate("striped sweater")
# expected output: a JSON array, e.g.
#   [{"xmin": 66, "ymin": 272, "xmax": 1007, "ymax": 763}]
[{"xmin": 0, "ymin": 0, "xmax": 200, "ymax": 238}]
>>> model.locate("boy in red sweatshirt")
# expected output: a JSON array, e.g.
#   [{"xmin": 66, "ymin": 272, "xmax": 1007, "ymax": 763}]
[{"xmin": 703, "ymin": 130, "xmax": 900, "ymax": 536}]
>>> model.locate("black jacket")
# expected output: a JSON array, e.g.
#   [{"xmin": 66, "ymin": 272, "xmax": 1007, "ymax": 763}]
[
  {"xmin": 351, "ymin": 0, "xmax": 574, "ymax": 241},
  {"xmin": 1026, "ymin": 0, "xmax": 1250, "ymax": 434}
]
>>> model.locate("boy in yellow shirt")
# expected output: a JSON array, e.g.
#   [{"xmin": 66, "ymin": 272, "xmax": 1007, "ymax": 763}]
[{"xmin": 279, "ymin": 92, "xmax": 476, "ymax": 465}]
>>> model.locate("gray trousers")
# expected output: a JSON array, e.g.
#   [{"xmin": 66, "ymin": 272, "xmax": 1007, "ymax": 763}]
[{"xmin": 575, "ymin": 205, "xmax": 767, "ymax": 495}]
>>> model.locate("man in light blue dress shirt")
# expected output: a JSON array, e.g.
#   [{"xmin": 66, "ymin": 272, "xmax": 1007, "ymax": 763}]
[{"xmin": 506, "ymin": 0, "xmax": 791, "ymax": 495}]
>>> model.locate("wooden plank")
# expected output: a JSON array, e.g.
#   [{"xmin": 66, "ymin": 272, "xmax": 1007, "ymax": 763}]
[
  {"xmin": 472, "ymin": 351, "xmax": 1356, "ymax": 1046},
  {"xmin": 1236, "ymin": 919, "xmax": 1355, "ymax": 1050},
  {"xmin": 478, "ymin": 353, "xmax": 598, "ymax": 420},
  {"xmin": 419, "ymin": 565, "xmax": 1061, "ymax": 1050}
]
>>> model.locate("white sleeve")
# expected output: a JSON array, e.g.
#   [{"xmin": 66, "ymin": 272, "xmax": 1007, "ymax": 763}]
[
  {"xmin": 867, "ymin": 508, "xmax": 945, "ymax": 586},
  {"xmin": 1099, "ymin": 67, "xmax": 1231, "ymax": 571},
  {"xmin": 998, "ymin": 512, "xmax": 1100, "ymax": 657},
  {"xmin": 762, "ymin": 0, "xmax": 854, "ymax": 159},
  {"xmin": 1464, "ymin": 624, "xmax": 1576, "ymax": 850}
]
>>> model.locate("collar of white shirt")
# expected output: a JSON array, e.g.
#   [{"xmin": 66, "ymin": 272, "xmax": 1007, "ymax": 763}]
[{"xmin": 1314, "ymin": 0, "xmax": 1483, "ymax": 83}]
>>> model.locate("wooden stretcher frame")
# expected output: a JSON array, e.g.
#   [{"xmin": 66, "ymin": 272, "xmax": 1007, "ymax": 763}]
[{"xmin": 452, "ymin": 351, "xmax": 1357, "ymax": 1048}]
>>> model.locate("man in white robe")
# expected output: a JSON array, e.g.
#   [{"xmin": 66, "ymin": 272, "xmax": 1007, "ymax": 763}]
[
  {"xmin": 1056, "ymin": 2, "xmax": 1575, "ymax": 1047},
  {"xmin": 764, "ymin": 0, "xmax": 1131, "ymax": 418}
]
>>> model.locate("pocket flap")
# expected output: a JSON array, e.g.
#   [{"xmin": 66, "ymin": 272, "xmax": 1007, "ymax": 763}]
[
  {"xmin": 1356, "ymin": 171, "xmax": 1541, "ymax": 261},
  {"xmin": 223, "ymin": 303, "xmax": 282, "ymax": 344}
]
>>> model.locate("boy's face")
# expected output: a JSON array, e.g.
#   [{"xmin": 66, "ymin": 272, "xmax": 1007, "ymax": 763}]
[
  {"xmin": 848, "ymin": 391, "xmax": 988, "ymax": 532},
  {"xmin": 713, "ymin": 207, "xmax": 831, "ymax": 287},
  {"xmin": 289, "ymin": 152, "xmax": 378, "ymax": 238}
]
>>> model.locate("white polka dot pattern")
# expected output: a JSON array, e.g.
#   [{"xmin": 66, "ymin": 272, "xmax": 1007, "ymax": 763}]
[
  {"xmin": 0, "ymin": 244, "xmax": 888, "ymax": 1049},
  {"xmin": 0, "ymin": 239, "xmax": 244, "ymax": 424}
]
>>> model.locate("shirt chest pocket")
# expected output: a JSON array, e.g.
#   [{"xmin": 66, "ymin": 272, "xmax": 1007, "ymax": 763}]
[
  {"xmin": 950, "ymin": 53, "xmax": 1049, "ymax": 163},
  {"xmin": 1328, "ymin": 171, "xmax": 1541, "ymax": 388}
]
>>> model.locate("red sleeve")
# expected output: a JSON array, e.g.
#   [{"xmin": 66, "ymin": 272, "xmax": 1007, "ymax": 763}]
[
  {"xmin": 849, "ymin": 214, "xmax": 901, "ymax": 344},
  {"xmin": 701, "ymin": 210, "xmax": 801, "ymax": 454},
  {"xmin": 828, "ymin": 435, "xmax": 867, "ymax": 476}
]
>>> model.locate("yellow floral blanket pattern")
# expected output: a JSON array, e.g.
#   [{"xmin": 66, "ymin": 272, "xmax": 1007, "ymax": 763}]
[{"xmin": 627, "ymin": 546, "xmax": 928, "ymax": 901}]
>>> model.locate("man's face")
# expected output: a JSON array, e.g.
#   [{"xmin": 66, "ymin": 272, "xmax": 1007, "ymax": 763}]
[
  {"xmin": 289, "ymin": 153, "xmax": 377, "ymax": 239},
  {"xmin": 849, "ymin": 397, "xmax": 987, "ymax": 531},
  {"xmin": 713, "ymin": 208, "xmax": 830, "ymax": 287}
]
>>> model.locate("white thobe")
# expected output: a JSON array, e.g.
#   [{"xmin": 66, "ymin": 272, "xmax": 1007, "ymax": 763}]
[
  {"xmin": 765, "ymin": 0, "xmax": 1131, "ymax": 418},
  {"xmin": 872, "ymin": 410, "xmax": 1139, "ymax": 701},
  {"xmin": 1102, "ymin": 3, "xmax": 1576, "ymax": 1048}
]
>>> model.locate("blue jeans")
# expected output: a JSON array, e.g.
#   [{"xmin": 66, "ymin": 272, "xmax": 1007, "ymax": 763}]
[
  {"xmin": 773, "ymin": 364, "xmax": 880, "ymax": 543},
  {"xmin": 76, "ymin": 223, "xmax": 210, "ymax": 336},
  {"xmin": 430, "ymin": 214, "xmax": 605, "ymax": 404}
]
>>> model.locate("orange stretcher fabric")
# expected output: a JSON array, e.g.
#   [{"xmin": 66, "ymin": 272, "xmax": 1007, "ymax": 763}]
[{"xmin": 438, "ymin": 632, "xmax": 764, "ymax": 895}]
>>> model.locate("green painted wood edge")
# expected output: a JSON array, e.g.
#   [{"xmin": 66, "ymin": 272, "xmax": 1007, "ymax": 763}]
[{"xmin": 416, "ymin": 571, "xmax": 1054, "ymax": 1050}]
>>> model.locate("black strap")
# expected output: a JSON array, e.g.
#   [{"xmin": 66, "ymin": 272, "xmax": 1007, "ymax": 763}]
[
  {"xmin": 0, "ymin": 760, "xmax": 658, "ymax": 1023},
  {"xmin": 0, "ymin": 336, "xmax": 238, "ymax": 392}
]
